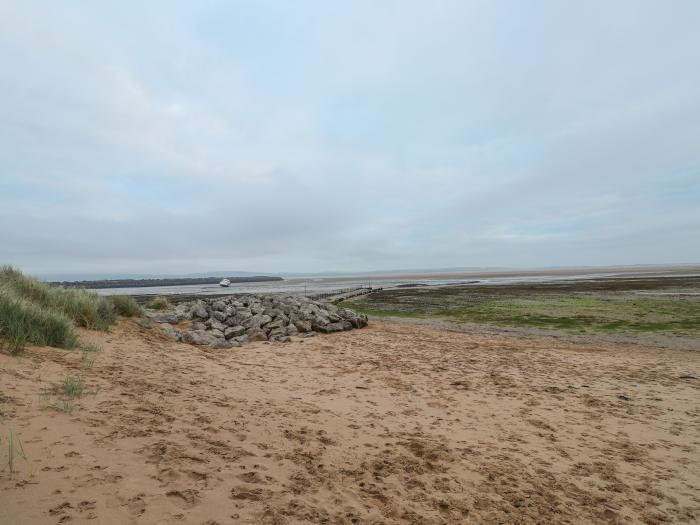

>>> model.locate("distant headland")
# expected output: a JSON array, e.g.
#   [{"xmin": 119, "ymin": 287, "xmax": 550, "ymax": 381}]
[{"xmin": 51, "ymin": 276, "xmax": 284, "ymax": 289}]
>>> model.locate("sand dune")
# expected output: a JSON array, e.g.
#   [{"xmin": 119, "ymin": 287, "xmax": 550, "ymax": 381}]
[{"xmin": 1, "ymin": 320, "xmax": 699, "ymax": 524}]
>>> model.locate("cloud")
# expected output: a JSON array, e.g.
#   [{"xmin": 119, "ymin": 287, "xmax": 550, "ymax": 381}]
[{"xmin": 1, "ymin": 1, "xmax": 699, "ymax": 276}]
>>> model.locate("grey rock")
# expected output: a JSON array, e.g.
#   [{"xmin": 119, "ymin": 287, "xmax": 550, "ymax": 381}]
[
  {"xmin": 158, "ymin": 323, "xmax": 181, "ymax": 341},
  {"xmin": 205, "ymin": 318, "xmax": 227, "ymax": 332},
  {"xmin": 286, "ymin": 323, "xmax": 298, "ymax": 336},
  {"xmin": 244, "ymin": 314, "xmax": 272, "ymax": 330},
  {"xmin": 182, "ymin": 330, "xmax": 221, "ymax": 346},
  {"xmin": 267, "ymin": 327, "xmax": 287, "ymax": 340},
  {"xmin": 212, "ymin": 310, "xmax": 227, "ymax": 322},
  {"xmin": 236, "ymin": 309, "xmax": 253, "ymax": 321},
  {"xmin": 224, "ymin": 305, "xmax": 236, "ymax": 317},
  {"xmin": 264, "ymin": 308, "xmax": 281, "ymax": 318},
  {"xmin": 192, "ymin": 321, "xmax": 206, "ymax": 331},
  {"xmin": 175, "ymin": 303, "xmax": 192, "ymax": 320},
  {"xmin": 145, "ymin": 311, "xmax": 180, "ymax": 324},
  {"xmin": 263, "ymin": 318, "xmax": 285, "ymax": 331},
  {"xmin": 294, "ymin": 320, "xmax": 312, "ymax": 332},
  {"xmin": 312, "ymin": 315, "xmax": 330, "ymax": 328},
  {"xmin": 316, "ymin": 322, "xmax": 345, "ymax": 334},
  {"xmin": 224, "ymin": 325, "xmax": 246, "ymax": 339},
  {"xmin": 246, "ymin": 328, "xmax": 268, "ymax": 342},
  {"xmin": 212, "ymin": 300, "xmax": 227, "ymax": 312},
  {"xmin": 191, "ymin": 303, "xmax": 209, "ymax": 319}
]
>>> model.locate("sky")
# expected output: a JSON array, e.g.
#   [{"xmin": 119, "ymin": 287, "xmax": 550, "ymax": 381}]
[{"xmin": 1, "ymin": 1, "xmax": 699, "ymax": 278}]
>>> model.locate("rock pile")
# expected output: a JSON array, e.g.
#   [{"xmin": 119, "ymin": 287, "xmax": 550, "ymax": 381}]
[{"xmin": 145, "ymin": 294, "xmax": 368, "ymax": 348}]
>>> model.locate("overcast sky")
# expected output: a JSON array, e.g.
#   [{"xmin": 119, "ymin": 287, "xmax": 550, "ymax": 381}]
[{"xmin": 1, "ymin": 1, "xmax": 699, "ymax": 277}]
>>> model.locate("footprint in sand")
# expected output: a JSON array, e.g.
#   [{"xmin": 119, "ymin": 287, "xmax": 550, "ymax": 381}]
[
  {"xmin": 230, "ymin": 486, "xmax": 270, "ymax": 501},
  {"xmin": 236, "ymin": 471, "xmax": 268, "ymax": 484},
  {"xmin": 166, "ymin": 488, "xmax": 200, "ymax": 509},
  {"xmin": 126, "ymin": 494, "xmax": 147, "ymax": 516}
]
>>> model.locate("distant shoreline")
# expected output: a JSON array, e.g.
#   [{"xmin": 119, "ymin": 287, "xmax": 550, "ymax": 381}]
[{"xmin": 52, "ymin": 276, "xmax": 283, "ymax": 289}]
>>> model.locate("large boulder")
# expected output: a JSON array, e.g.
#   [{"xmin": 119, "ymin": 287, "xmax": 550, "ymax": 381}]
[
  {"xmin": 315, "ymin": 322, "xmax": 345, "ymax": 334},
  {"xmin": 212, "ymin": 300, "xmax": 227, "ymax": 312},
  {"xmin": 175, "ymin": 303, "xmax": 192, "ymax": 320},
  {"xmin": 263, "ymin": 318, "xmax": 285, "ymax": 332},
  {"xmin": 145, "ymin": 311, "xmax": 180, "ymax": 324},
  {"xmin": 182, "ymin": 330, "xmax": 222, "ymax": 346},
  {"xmin": 205, "ymin": 318, "xmax": 227, "ymax": 332},
  {"xmin": 158, "ymin": 323, "xmax": 181, "ymax": 341},
  {"xmin": 224, "ymin": 325, "xmax": 246, "ymax": 339},
  {"xmin": 212, "ymin": 310, "xmax": 227, "ymax": 322},
  {"xmin": 244, "ymin": 314, "xmax": 272, "ymax": 330},
  {"xmin": 294, "ymin": 319, "xmax": 312, "ymax": 333},
  {"xmin": 191, "ymin": 302, "xmax": 209, "ymax": 320}
]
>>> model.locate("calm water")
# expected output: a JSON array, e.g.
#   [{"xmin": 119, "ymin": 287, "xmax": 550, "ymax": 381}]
[{"xmin": 91, "ymin": 270, "xmax": 684, "ymax": 297}]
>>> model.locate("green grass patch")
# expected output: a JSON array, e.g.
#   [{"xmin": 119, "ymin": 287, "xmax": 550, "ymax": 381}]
[{"xmin": 348, "ymin": 292, "xmax": 700, "ymax": 335}]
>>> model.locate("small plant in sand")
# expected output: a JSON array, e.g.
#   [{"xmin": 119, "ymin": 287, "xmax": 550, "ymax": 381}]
[
  {"xmin": 146, "ymin": 296, "xmax": 172, "ymax": 311},
  {"xmin": 79, "ymin": 342, "xmax": 103, "ymax": 368},
  {"xmin": 1, "ymin": 430, "xmax": 28, "ymax": 476},
  {"xmin": 41, "ymin": 375, "xmax": 90, "ymax": 413},
  {"xmin": 58, "ymin": 376, "xmax": 86, "ymax": 398}
]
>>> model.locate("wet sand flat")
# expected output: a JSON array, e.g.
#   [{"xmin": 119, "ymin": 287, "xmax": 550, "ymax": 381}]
[{"xmin": 1, "ymin": 320, "xmax": 699, "ymax": 524}]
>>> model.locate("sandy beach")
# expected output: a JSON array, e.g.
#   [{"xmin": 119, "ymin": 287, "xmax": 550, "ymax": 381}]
[{"xmin": 1, "ymin": 319, "xmax": 698, "ymax": 524}]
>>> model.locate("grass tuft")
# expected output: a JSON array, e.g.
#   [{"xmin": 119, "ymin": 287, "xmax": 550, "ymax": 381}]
[
  {"xmin": 146, "ymin": 296, "xmax": 172, "ymax": 311},
  {"xmin": 110, "ymin": 295, "xmax": 142, "ymax": 317},
  {"xmin": 79, "ymin": 342, "xmax": 102, "ymax": 368},
  {"xmin": 1, "ymin": 430, "xmax": 27, "ymax": 475},
  {"xmin": 57, "ymin": 376, "xmax": 86, "ymax": 399},
  {"xmin": 40, "ymin": 375, "xmax": 90, "ymax": 413}
]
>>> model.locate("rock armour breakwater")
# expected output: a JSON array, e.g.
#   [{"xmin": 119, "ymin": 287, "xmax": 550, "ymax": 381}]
[{"xmin": 146, "ymin": 293, "xmax": 368, "ymax": 348}]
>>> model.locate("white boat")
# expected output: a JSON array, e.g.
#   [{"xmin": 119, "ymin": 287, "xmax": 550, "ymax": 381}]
[{"xmin": 219, "ymin": 278, "xmax": 231, "ymax": 287}]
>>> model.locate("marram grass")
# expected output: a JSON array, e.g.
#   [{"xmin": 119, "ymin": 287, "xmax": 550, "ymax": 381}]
[
  {"xmin": 0, "ymin": 266, "xmax": 141, "ymax": 354},
  {"xmin": 0, "ymin": 292, "xmax": 77, "ymax": 353}
]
